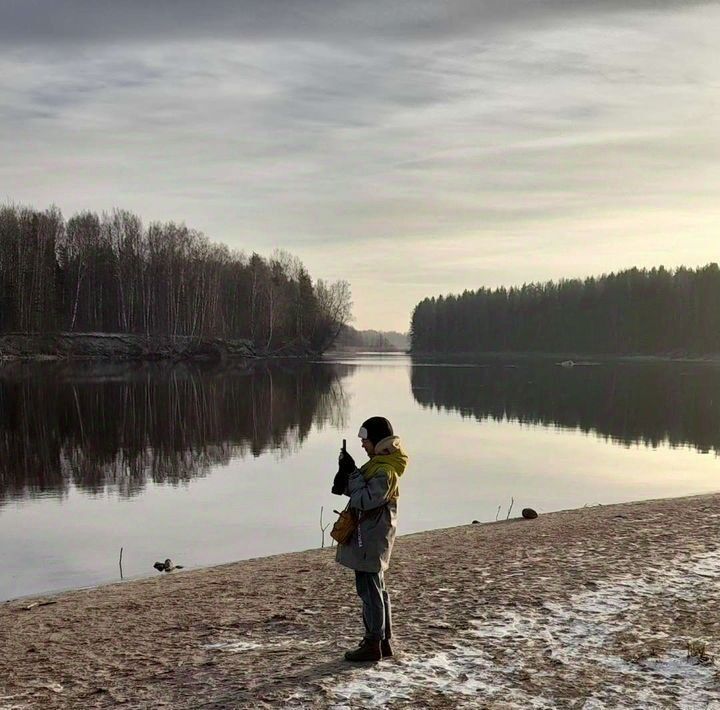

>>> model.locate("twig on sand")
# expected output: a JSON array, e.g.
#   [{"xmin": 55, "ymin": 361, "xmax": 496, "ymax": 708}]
[
  {"xmin": 119, "ymin": 546, "xmax": 124, "ymax": 579},
  {"xmin": 495, "ymin": 505, "xmax": 501, "ymax": 521},
  {"xmin": 320, "ymin": 507, "xmax": 331, "ymax": 548},
  {"xmin": 506, "ymin": 497, "xmax": 514, "ymax": 520}
]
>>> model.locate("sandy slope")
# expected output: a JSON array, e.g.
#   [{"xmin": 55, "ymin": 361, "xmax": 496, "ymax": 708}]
[{"xmin": 2, "ymin": 494, "xmax": 720, "ymax": 709}]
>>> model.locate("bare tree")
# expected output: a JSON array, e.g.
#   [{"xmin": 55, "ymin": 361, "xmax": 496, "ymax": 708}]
[
  {"xmin": 0, "ymin": 202, "xmax": 353, "ymax": 354},
  {"xmin": 313, "ymin": 279, "xmax": 353, "ymax": 352}
]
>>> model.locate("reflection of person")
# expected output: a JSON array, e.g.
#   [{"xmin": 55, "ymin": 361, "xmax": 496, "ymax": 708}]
[{"xmin": 332, "ymin": 416, "xmax": 409, "ymax": 662}]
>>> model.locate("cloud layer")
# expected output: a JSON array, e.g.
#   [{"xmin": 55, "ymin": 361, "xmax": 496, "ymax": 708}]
[{"xmin": 1, "ymin": 1, "xmax": 718, "ymax": 329}]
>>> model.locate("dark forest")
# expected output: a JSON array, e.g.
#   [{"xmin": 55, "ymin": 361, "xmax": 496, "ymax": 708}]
[{"xmin": 410, "ymin": 264, "xmax": 720, "ymax": 355}]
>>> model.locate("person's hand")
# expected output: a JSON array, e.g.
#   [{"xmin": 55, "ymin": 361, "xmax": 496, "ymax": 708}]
[
  {"xmin": 338, "ymin": 450, "xmax": 356, "ymax": 475},
  {"xmin": 331, "ymin": 449, "xmax": 356, "ymax": 495}
]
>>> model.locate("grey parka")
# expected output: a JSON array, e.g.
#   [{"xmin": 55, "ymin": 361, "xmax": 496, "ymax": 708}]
[{"xmin": 335, "ymin": 437, "xmax": 408, "ymax": 573}]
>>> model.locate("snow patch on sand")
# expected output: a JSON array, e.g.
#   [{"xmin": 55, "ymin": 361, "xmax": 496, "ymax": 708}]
[
  {"xmin": 329, "ymin": 649, "xmax": 550, "ymax": 709},
  {"xmin": 204, "ymin": 638, "xmax": 327, "ymax": 653},
  {"xmin": 317, "ymin": 549, "xmax": 720, "ymax": 708},
  {"xmin": 204, "ymin": 640, "xmax": 265, "ymax": 652}
]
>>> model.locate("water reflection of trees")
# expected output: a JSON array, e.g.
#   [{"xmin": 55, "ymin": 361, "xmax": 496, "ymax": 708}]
[
  {"xmin": 0, "ymin": 361, "xmax": 352, "ymax": 504},
  {"xmin": 411, "ymin": 361, "xmax": 720, "ymax": 454}
]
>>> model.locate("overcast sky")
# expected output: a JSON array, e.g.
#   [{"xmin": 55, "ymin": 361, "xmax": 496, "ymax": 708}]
[{"xmin": 1, "ymin": 1, "xmax": 718, "ymax": 331}]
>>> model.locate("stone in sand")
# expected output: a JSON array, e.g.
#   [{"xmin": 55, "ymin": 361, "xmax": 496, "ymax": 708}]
[{"xmin": 522, "ymin": 508, "xmax": 538, "ymax": 519}]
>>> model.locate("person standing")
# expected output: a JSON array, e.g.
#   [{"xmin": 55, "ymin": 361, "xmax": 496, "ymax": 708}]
[{"xmin": 332, "ymin": 416, "xmax": 409, "ymax": 662}]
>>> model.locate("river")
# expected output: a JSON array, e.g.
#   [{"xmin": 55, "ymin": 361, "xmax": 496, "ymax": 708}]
[{"xmin": 1, "ymin": 354, "xmax": 718, "ymax": 600}]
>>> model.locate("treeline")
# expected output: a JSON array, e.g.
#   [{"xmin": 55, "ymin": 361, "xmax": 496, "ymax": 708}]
[
  {"xmin": 410, "ymin": 264, "xmax": 720, "ymax": 355},
  {"xmin": 0, "ymin": 204, "xmax": 351, "ymax": 352}
]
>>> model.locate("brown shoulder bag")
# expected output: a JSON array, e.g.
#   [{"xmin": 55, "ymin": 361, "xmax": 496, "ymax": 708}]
[{"xmin": 330, "ymin": 503, "xmax": 358, "ymax": 545}]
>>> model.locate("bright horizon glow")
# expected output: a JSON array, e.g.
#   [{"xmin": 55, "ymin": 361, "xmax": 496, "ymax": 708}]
[{"xmin": 1, "ymin": 1, "xmax": 718, "ymax": 331}]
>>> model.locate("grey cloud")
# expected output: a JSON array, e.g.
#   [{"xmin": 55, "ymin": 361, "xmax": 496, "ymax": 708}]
[
  {"xmin": 0, "ymin": 0, "xmax": 711, "ymax": 48},
  {"xmin": 0, "ymin": 1, "xmax": 718, "ymax": 330}
]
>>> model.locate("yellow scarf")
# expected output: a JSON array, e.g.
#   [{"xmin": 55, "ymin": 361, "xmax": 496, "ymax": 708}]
[{"xmin": 360, "ymin": 442, "xmax": 408, "ymax": 502}]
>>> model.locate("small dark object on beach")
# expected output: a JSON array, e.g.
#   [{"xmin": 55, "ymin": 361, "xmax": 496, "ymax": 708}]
[
  {"xmin": 472, "ymin": 520, "xmax": 480, "ymax": 524},
  {"xmin": 522, "ymin": 508, "xmax": 538, "ymax": 519},
  {"xmin": 153, "ymin": 558, "xmax": 184, "ymax": 572}
]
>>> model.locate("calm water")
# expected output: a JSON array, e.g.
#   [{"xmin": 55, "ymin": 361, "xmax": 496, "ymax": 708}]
[{"xmin": 1, "ymin": 354, "xmax": 718, "ymax": 601}]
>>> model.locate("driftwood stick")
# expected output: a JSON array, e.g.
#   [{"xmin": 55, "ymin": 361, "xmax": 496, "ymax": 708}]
[
  {"xmin": 319, "ymin": 507, "xmax": 331, "ymax": 548},
  {"xmin": 119, "ymin": 546, "xmax": 124, "ymax": 579},
  {"xmin": 22, "ymin": 600, "xmax": 57, "ymax": 611},
  {"xmin": 506, "ymin": 497, "xmax": 514, "ymax": 520}
]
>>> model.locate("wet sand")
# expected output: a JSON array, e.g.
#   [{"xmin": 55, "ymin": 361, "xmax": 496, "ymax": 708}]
[{"xmin": 2, "ymin": 493, "xmax": 719, "ymax": 709}]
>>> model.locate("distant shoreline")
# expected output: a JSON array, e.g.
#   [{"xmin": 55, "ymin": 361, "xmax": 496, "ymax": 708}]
[
  {"xmin": 324, "ymin": 346, "xmax": 407, "ymax": 354},
  {"xmin": 409, "ymin": 350, "xmax": 720, "ymax": 364},
  {"xmin": 4, "ymin": 336, "xmax": 717, "ymax": 366}
]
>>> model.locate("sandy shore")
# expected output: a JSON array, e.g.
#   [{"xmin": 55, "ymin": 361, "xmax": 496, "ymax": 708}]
[{"xmin": 2, "ymin": 494, "xmax": 720, "ymax": 709}]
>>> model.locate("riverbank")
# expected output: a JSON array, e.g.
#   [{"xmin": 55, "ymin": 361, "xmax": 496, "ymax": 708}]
[
  {"xmin": 2, "ymin": 493, "xmax": 719, "ymax": 709},
  {"xmin": 410, "ymin": 350, "xmax": 720, "ymax": 364},
  {"xmin": 0, "ymin": 332, "xmax": 256, "ymax": 363},
  {"xmin": 0, "ymin": 332, "xmax": 321, "ymax": 364}
]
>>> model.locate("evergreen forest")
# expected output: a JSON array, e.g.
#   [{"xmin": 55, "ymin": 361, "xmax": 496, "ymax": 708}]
[
  {"xmin": 0, "ymin": 204, "xmax": 352, "ymax": 353},
  {"xmin": 410, "ymin": 264, "xmax": 720, "ymax": 355}
]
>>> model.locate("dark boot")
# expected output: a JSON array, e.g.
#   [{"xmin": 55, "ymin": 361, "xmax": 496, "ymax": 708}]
[
  {"xmin": 344, "ymin": 639, "xmax": 382, "ymax": 662},
  {"xmin": 381, "ymin": 639, "xmax": 393, "ymax": 658}
]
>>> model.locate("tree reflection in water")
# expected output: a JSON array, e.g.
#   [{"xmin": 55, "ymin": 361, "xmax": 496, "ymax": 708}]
[
  {"xmin": 0, "ymin": 361, "xmax": 352, "ymax": 504},
  {"xmin": 411, "ymin": 360, "xmax": 720, "ymax": 454}
]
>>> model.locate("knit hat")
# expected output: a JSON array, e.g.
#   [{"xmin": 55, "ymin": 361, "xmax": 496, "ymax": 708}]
[{"xmin": 358, "ymin": 416, "xmax": 394, "ymax": 445}]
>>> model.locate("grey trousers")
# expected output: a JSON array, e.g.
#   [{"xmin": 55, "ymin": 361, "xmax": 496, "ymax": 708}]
[{"xmin": 355, "ymin": 570, "xmax": 392, "ymax": 641}]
